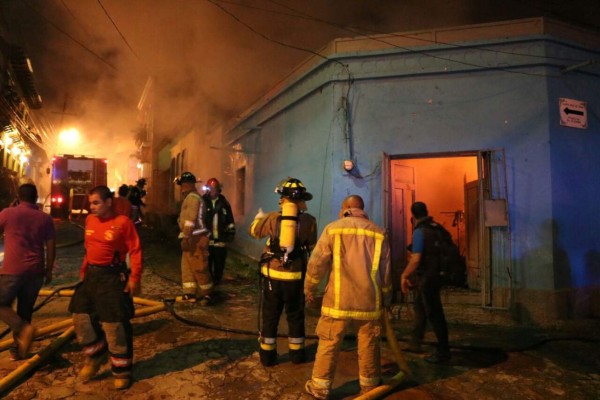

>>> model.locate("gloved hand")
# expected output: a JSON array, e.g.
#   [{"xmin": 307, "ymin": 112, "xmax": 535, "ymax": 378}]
[
  {"xmin": 224, "ymin": 224, "xmax": 236, "ymax": 242},
  {"xmin": 254, "ymin": 208, "xmax": 265, "ymax": 220}
]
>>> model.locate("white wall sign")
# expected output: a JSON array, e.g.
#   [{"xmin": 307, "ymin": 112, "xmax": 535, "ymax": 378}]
[{"xmin": 559, "ymin": 98, "xmax": 587, "ymax": 129}]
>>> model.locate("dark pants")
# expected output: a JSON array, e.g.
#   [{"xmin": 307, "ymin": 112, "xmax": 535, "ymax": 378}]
[
  {"xmin": 0, "ymin": 272, "xmax": 44, "ymax": 347},
  {"xmin": 261, "ymin": 279, "xmax": 305, "ymax": 339},
  {"xmin": 208, "ymin": 245, "xmax": 228, "ymax": 284},
  {"xmin": 69, "ymin": 266, "xmax": 134, "ymax": 375},
  {"xmin": 411, "ymin": 275, "xmax": 449, "ymax": 355}
]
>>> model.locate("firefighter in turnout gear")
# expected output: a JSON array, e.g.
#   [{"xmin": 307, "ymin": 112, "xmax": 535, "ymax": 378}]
[
  {"xmin": 203, "ymin": 177, "xmax": 235, "ymax": 285},
  {"xmin": 304, "ymin": 195, "xmax": 392, "ymax": 399},
  {"xmin": 175, "ymin": 172, "xmax": 213, "ymax": 305},
  {"xmin": 249, "ymin": 178, "xmax": 317, "ymax": 366},
  {"xmin": 69, "ymin": 186, "xmax": 142, "ymax": 390}
]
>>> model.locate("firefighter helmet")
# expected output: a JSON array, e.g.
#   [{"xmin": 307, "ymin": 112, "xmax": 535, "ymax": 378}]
[
  {"xmin": 206, "ymin": 177, "xmax": 221, "ymax": 191},
  {"xmin": 175, "ymin": 171, "xmax": 197, "ymax": 185},
  {"xmin": 136, "ymin": 178, "xmax": 146, "ymax": 186},
  {"xmin": 276, "ymin": 178, "xmax": 313, "ymax": 201}
]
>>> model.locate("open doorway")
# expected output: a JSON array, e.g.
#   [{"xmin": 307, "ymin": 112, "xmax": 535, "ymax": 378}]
[{"xmin": 386, "ymin": 151, "xmax": 512, "ymax": 309}]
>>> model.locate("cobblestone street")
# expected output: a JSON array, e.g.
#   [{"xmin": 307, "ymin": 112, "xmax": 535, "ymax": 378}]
[{"xmin": 1, "ymin": 221, "xmax": 599, "ymax": 399}]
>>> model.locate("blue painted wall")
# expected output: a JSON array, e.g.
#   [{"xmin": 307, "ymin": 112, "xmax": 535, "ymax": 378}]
[
  {"xmin": 547, "ymin": 44, "xmax": 600, "ymax": 290},
  {"xmin": 226, "ymin": 30, "xmax": 600, "ymax": 314}
]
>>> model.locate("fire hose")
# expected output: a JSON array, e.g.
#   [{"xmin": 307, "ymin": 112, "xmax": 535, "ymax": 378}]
[{"xmin": 0, "ymin": 291, "xmax": 165, "ymax": 394}]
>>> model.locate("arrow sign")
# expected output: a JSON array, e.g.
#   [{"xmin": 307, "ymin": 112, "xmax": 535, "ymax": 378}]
[
  {"xmin": 563, "ymin": 107, "xmax": 584, "ymax": 116},
  {"xmin": 559, "ymin": 98, "xmax": 587, "ymax": 129}
]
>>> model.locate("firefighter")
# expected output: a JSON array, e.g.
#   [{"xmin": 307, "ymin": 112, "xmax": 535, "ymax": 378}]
[
  {"xmin": 68, "ymin": 185, "xmax": 142, "ymax": 390},
  {"xmin": 249, "ymin": 178, "xmax": 317, "ymax": 366},
  {"xmin": 304, "ymin": 195, "xmax": 392, "ymax": 399},
  {"xmin": 203, "ymin": 178, "xmax": 235, "ymax": 285},
  {"xmin": 175, "ymin": 172, "xmax": 213, "ymax": 305},
  {"xmin": 127, "ymin": 178, "xmax": 146, "ymax": 224}
]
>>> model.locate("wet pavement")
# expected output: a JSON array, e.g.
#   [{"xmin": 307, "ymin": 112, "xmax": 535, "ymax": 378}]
[{"xmin": 0, "ymin": 220, "xmax": 599, "ymax": 399}]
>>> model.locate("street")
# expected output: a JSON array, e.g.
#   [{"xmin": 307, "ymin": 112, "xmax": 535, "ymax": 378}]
[{"xmin": 0, "ymin": 220, "xmax": 599, "ymax": 399}]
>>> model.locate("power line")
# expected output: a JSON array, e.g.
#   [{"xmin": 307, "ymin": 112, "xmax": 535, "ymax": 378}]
[
  {"xmin": 96, "ymin": 0, "xmax": 139, "ymax": 60},
  {"xmin": 215, "ymin": 0, "xmax": 587, "ymax": 78},
  {"xmin": 204, "ymin": 0, "xmax": 349, "ymax": 72},
  {"xmin": 265, "ymin": 0, "xmax": 588, "ymax": 63},
  {"xmin": 261, "ymin": 0, "xmax": 560, "ymax": 78},
  {"xmin": 59, "ymin": 0, "xmax": 92, "ymax": 38},
  {"xmin": 22, "ymin": 0, "xmax": 118, "ymax": 71}
]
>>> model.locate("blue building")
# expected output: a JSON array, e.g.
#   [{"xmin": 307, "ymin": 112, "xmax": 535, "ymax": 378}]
[{"xmin": 209, "ymin": 18, "xmax": 600, "ymax": 324}]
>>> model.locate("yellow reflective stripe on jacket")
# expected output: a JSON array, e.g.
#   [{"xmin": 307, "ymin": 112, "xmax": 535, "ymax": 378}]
[
  {"xmin": 261, "ymin": 265, "xmax": 302, "ymax": 280},
  {"xmin": 328, "ymin": 227, "xmax": 385, "ymax": 318},
  {"xmin": 328, "ymin": 228, "xmax": 385, "ymax": 241},
  {"xmin": 333, "ymin": 232, "xmax": 342, "ymax": 310},
  {"xmin": 321, "ymin": 306, "xmax": 382, "ymax": 320},
  {"xmin": 371, "ymin": 233, "xmax": 383, "ymax": 311}
]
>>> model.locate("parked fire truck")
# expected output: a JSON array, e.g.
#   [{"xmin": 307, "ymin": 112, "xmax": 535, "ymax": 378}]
[{"xmin": 50, "ymin": 154, "xmax": 107, "ymax": 219}]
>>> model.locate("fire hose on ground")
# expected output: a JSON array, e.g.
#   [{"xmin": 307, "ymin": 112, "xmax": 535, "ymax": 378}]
[
  {"xmin": 5, "ymin": 282, "xmax": 596, "ymax": 398},
  {"xmin": 1, "ymin": 286, "xmax": 410, "ymax": 399},
  {"xmin": 0, "ymin": 290, "xmax": 165, "ymax": 394}
]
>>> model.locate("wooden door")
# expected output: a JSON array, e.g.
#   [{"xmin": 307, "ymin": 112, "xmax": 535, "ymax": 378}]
[{"xmin": 390, "ymin": 162, "xmax": 415, "ymax": 296}]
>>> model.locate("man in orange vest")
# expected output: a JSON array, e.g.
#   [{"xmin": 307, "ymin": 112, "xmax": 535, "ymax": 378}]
[{"xmin": 69, "ymin": 185, "xmax": 142, "ymax": 390}]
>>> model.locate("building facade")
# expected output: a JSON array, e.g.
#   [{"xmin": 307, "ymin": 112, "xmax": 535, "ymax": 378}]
[{"xmin": 160, "ymin": 18, "xmax": 600, "ymax": 324}]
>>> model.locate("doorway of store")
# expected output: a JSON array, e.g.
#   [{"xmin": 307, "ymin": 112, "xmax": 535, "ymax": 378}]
[{"xmin": 383, "ymin": 150, "xmax": 512, "ymax": 310}]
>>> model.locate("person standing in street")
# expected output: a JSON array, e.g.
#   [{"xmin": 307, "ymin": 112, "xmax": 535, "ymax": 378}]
[
  {"xmin": 127, "ymin": 178, "xmax": 146, "ymax": 224},
  {"xmin": 0, "ymin": 183, "xmax": 55, "ymax": 360},
  {"xmin": 203, "ymin": 177, "xmax": 235, "ymax": 285},
  {"xmin": 401, "ymin": 201, "xmax": 451, "ymax": 363},
  {"xmin": 249, "ymin": 178, "xmax": 317, "ymax": 366},
  {"xmin": 175, "ymin": 172, "xmax": 213, "ymax": 305},
  {"xmin": 68, "ymin": 185, "xmax": 142, "ymax": 390},
  {"xmin": 113, "ymin": 184, "xmax": 132, "ymax": 218},
  {"xmin": 304, "ymin": 195, "xmax": 392, "ymax": 399}
]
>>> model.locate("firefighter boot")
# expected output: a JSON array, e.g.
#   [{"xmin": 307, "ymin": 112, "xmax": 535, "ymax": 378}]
[
  {"xmin": 305, "ymin": 379, "xmax": 330, "ymax": 400},
  {"xmin": 114, "ymin": 373, "xmax": 132, "ymax": 390},
  {"xmin": 259, "ymin": 348, "xmax": 278, "ymax": 367},
  {"xmin": 289, "ymin": 348, "xmax": 306, "ymax": 364},
  {"xmin": 79, "ymin": 354, "xmax": 106, "ymax": 382}
]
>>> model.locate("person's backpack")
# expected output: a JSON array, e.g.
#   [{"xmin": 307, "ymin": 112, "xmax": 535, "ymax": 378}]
[{"xmin": 429, "ymin": 224, "xmax": 467, "ymax": 287}]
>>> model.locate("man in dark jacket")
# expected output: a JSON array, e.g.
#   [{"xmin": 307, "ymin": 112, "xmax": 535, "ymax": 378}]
[
  {"xmin": 401, "ymin": 201, "xmax": 451, "ymax": 363},
  {"xmin": 203, "ymin": 178, "xmax": 235, "ymax": 285}
]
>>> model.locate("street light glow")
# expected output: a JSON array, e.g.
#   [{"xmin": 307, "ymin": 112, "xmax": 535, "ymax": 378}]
[{"xmin": 58, "ymin": 128, "xmax": 81, "ymax": 147}]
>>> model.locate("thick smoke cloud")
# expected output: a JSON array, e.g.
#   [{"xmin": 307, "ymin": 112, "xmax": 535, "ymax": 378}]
[{"xmin": 2, "ymin": 0, "xmax": 598, "ymax": 186}]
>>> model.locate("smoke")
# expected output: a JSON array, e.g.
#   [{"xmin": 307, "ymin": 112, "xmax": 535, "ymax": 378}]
[{"xmin": 2, "ymin": 0, "xmax": 598, "ymax": 187}]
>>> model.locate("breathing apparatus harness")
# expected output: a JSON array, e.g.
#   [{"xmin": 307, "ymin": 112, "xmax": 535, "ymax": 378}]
[{"xmin": 257, "ymin": 178, "xmax": 313, "ymax": 340}]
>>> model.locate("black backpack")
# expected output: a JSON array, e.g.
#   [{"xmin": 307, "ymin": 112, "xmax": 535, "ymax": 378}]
[{"xmin": 426, "ymin": 223, "xmax": 467, "ymax": 287}]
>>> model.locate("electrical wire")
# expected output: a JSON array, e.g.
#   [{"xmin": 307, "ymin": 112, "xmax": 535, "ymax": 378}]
[
  {"xmin": 264, "ymin": 0, "xmax": 593, "ymax": 64},
  {"xmin": 204, "ymin": 0, "xmax": 349, "ymax": 72},
  {"xmin": 260, "ymin": 0, "xmax": 558, "ymax": 78},
  {"xmin": 216, "ymin": 0, "xmax": 594, "ymax": 78},
  {"xmin": 96, "ymin": 0, "xmax": 140, "ymax": 60},
  {"xmin": 21, "ymin": 0, "xmax": 118, "ymax": 71}
]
